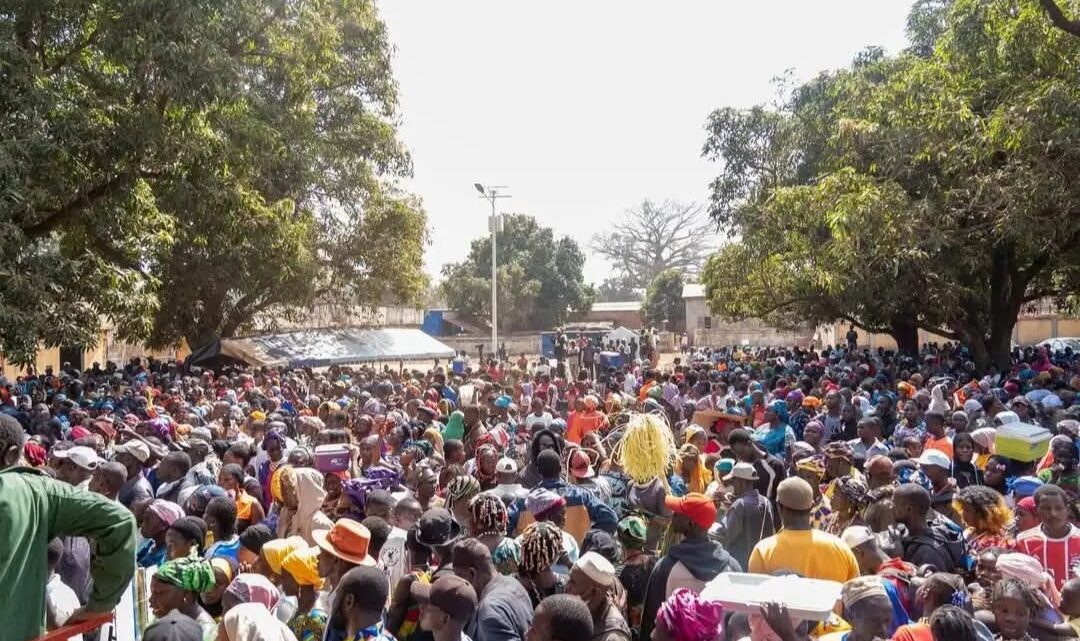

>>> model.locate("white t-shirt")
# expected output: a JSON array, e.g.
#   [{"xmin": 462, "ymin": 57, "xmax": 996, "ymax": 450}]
[
  {"xmin": 47, "ymin": 573, "xmax": 83, "ymax": 641},
  {"xmin": 379, "ymin": 527, "xmax": 408, "ymax": 591},
  {"xmin": 524, "ymin": 412, "xmax": 553, "ymax": 431}
]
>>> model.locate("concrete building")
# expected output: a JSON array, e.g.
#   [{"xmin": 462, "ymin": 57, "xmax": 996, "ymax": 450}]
[
  {"xmin": 682, "ymin": 283, "xmax": 814, "ymax": 347},
  {"xmin": 578, "ymin": 301, "xmax": 644, "ymax": 330}
]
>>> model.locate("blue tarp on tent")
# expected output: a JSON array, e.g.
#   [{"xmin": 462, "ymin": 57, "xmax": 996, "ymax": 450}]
[{"xmin": 191, "ymin": 327, "xmax": 456, "ymax": 368}]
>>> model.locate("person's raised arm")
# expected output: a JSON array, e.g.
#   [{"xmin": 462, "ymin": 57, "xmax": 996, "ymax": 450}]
[{"xmin": 46, "ymin": 479, "xmax": 137, "ymax": 613}]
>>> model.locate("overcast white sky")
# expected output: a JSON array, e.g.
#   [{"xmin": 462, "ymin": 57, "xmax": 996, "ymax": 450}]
[{"xmin": 378, "ymin": 1, "xmax": 914, "ymax": 285}]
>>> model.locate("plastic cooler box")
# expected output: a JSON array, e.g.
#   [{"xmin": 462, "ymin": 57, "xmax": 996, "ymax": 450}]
[
  {"xmin": 315, "ymin": 444, "xmax": 352, "ymax": 472},
  {"xmin": 994, "ymin": 422, "xmax": 1052, "ymax": 462},
  {"xmin": 699, "ymin": 572, "xmax": 842, "ymax": 621}
]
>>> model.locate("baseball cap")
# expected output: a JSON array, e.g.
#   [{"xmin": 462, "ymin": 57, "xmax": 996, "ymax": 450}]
[
  {"xmin": 568, "ymin": 448, "xmax": 595, "ymax": 479},
  {"xmin": 411, "ymin": 575, "xmax": 478, "ymax": 623},
  {"xmin": 840, "ymin": 525, "xmax": 876, "ymax": 550},
  {"xmin": 723, "ymin": 461, "xmax": 759, "ymax": 482},
  {"xmin": 917, "ymin": 449, "xmax": 952, "ymax": 469},
  {"xmin": 776, "ymin": 477, "xmax": 814, "ymax": 511},
  {"xmin": 114, "ymin": 439, "xmax": 151, "ymax": 463},
  {"xmin": 53, "ymin": 445, "xmax": 101, "ymax": 471},
  {"xmin": 664, "ymin": 493, "xmax": 717, "ymax": 530},
  {"xmin": 496, "ymin": 457, "xmax": 517, "ymax": 474}
]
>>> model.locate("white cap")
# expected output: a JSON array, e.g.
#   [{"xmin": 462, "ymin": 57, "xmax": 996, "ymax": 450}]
[
  {"xmin": 723, "ymin": 461, "xmax": 759, "ymax": 482},
  {"xmin": 496, "ymin": 457, "xmax": 517, "ymax": 474},
  {"xmin": 574, "ymin": 551, "xmax": 615, "ymax": 587},
  {"xmin": 53, "ymin": 445, "xmax": 101, "ymax": 470},
  {"xmin": 917, "ymin": 449, "xmax": 952, "ymax": 469},
  {"xmin": 840, "ymin": 525, "xmax": 876, "ymax": 550},
  {"xmin": 113, "ymin": 439, "xmax": 151, "ymax": 463}
]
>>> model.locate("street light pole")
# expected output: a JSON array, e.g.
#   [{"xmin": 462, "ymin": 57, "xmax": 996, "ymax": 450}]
[{"xmin": 474, "ymin": 183, "xmax": 509, "ymax": 358}]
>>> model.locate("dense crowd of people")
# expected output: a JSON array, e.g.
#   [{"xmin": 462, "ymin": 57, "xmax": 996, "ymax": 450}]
[{"xmin": 4, "ymin": 339, "xmax": 1080, "ymax": 641}]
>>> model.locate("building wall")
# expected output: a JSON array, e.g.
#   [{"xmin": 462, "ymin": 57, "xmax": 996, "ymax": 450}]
[
  {"xmin": 684, "ymin": 296, "xmax": 814, "ymax": 347},
  {"xmin": 579, "ymin": 309, "xmax": 643, "ymax": 330},
  {"xmin": 816, "ymin": 315, "xmax": 1080, "ymax": 350},
  {"xmin": 438, "ymin": 334, "xmax": 543, "ymax": 359}
]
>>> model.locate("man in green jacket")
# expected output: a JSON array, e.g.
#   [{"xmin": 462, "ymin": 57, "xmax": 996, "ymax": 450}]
[{"xmin": 0, "ymin": 414, "xmax": 137, "ymax": 641}]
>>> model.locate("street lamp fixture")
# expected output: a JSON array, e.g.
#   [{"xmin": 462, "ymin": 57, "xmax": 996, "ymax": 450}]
[{"xmin": 474, "ymin": 182, "xmax": 510, "ymax": 357}]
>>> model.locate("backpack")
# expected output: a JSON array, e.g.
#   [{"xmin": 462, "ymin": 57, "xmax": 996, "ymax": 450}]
[{"xmin": 902, "ymin": 520, "xmax": 972, "ymax": 573}]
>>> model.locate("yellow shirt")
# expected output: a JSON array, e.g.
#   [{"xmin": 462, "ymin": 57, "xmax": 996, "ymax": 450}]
[{"xmin": 748, "ymin": 529, "xmax": 859, "ymax": 583}]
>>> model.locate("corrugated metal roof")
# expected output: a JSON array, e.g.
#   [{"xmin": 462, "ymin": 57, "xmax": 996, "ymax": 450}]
[
  {"xmin": 682, "ymin": 283, "xmax": 706, "ymax": 299},
  {"xmin": 203, "ymin": 327, "xmax": 455, "ymax": 367}
]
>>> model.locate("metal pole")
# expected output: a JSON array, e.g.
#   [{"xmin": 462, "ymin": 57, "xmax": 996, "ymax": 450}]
[{"xmin": 490, "ymin": 195, "xmax": 498, "ymax": 357}]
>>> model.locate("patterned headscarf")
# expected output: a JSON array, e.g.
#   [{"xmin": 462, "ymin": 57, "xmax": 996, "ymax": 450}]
[
  {"xmin": 147, "ymin": 499, "xmax": 186, "ymax": 527},
  {"xmin": 519, "ymin": 521, "xmax": 563, "ymax": 575},
  {"xmin": 835, "ymin": 476, "xmax": 869, "ymax": 508},
  {"xmin": 271, "ymin": 464, "xmax": 297, "ymax": 505},
  {"xmin": 156, "ymin": 557, "xmax": 217, "ymax": 593},
  {"xmin": 796, "ymin": 455, "xmax": 826, "ymax": 479},
  {"xmin": 656, "ymin": 588, "xmax": 725, "ymax": 641},
  {"xmin": 823, "ymin": 441, "xmax": 854, "ymax": 465},
  {"xmin": 617, "ymin": 516, "xmax": 647, "ymax": 550},
  {"xmin": 896, "ymin": 468, "xmax": 932, "ymax": 492},
  {"xmin": 445, "ymin": 475, "xmax": 481, "ymax": 512}
]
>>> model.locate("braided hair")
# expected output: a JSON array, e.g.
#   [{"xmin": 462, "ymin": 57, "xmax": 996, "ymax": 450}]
[
  {"xmin": 519, "ymin": 521, "xmax": 563, "ymax": 575},
  {"xmin": 469, "ymin": 493, "xmax": 508, "ymax": 538}
]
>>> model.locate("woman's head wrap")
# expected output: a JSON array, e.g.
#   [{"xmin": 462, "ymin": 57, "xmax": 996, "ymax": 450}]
[
  {"xmin": 147, "ymin": 500, "xmax": 186, "ymax": 527},
  {"xmin": 156, "ymin": 557, "xmax": 217, "ymax": 593},
  {"xmin": 836, "ymin": 476, "xmax": 869, "ymax": 508},
  {"xmin": 656, "ymin": 588, "xmax": 724, "ymax": 641},
  {"xmin": 224, "ymin": 573, "xmax": 280, "ymax": 612},
  {"xmin": 281, "ymin": 546, "xmax": 323, "ymax": 587},
  {"xmin": 261, "ymin": 536, "xmax": 307, "ymax": 575},
  {"xmin": 617, "ymin": 516, "xmax": 648, "ymax": 550},
  {"xmin": 796, "ymin": 455, "xmax": 826, "ymax": 478},
  {"xmin": 445, "ymin": 475, "xmax": 482, "ymax": 511}
]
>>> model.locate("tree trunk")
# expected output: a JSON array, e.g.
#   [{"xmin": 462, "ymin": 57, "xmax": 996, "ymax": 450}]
[{"xmin": 889, "ymin": 318, "xmax": 920, "ymax": 357}]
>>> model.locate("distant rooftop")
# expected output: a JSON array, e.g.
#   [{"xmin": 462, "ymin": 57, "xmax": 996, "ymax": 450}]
[
  {"xmin": 590, "ymin": 301, "xmax": 642, "ymax": 312},
  {"xmin": 682, "ymin": 283, "xmax": 706, "ymax": 299}
]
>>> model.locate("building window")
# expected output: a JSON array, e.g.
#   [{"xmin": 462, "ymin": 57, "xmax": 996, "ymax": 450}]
[{"xmin": 703, "ymin": 316, "xmax": 712, "ymax": 329}]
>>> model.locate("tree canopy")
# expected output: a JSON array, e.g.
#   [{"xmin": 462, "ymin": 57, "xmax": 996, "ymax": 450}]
[
  {"xmin": 441, "ymin": 215, "xmax": 593, "ymax": 332},
  {"xmin": 591, "ymin": 200, "xmax": 715, "ymax": 292},
  {"xmin": 700, "ymin": 0, "xmax": 1080, "ymax": 369},
  {"xmin": 641, "ymin": 270, "xmax": 686, "ymax": 332},
  {"xmin": 1, "ymin": 0, "xmax": 427, "ymax": 361}
]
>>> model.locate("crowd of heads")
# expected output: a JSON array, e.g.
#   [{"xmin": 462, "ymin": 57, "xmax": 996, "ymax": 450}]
[{"xmin": 13, "ymin": 338, "xmax": 1080, "ymax": 641}]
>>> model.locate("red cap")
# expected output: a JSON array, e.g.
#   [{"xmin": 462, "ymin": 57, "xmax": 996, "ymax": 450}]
[{"xmin": 665, "ymin": 493, "xmax": 717, "ymax": 530}]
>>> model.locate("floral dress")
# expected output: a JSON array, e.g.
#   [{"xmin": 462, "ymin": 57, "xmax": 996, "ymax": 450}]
[{"xmin": 289, "ymin": 609, "xmax": 329, "ymax": 641}]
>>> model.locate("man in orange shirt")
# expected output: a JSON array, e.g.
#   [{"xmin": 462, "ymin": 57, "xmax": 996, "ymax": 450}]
[
  {"xmin": 566, "ymin": 395, "xmax": 606, "ymax": 444},
  {"xmin": 922, "ymin": 411, "xmax": 953, "ymax": 458}
]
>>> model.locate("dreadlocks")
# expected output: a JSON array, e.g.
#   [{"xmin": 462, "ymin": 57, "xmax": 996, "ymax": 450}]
[
  {"xmin": 469, "ymin": 493, "xmax": 508, "ymax": 538},
  {"xmin": 519, "ymin": 521, "xmax": 563, "ymax": 575}
]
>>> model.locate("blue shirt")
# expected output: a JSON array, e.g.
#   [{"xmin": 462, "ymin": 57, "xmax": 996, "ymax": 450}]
[
  {"xmin": 204, "ymin": 537, "xmax": 241, "ymax": 563},
  {"xmin": 137, "ymin": 538, "xmax": 166, "ymax": 568}
]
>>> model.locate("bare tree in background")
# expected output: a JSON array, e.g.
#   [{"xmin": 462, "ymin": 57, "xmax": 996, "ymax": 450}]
[{"xmin": 591, "ymin": 200, "xmax": 716, "ymax": 291}]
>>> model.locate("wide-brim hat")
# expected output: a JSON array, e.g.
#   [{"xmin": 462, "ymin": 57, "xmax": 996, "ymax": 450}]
[{"xmin": 312, "ymin": 519, "xmax": 376, "ymax": 567}]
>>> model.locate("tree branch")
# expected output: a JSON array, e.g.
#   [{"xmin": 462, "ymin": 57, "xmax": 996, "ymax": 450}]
[
  {"xmin": 46, "ymin": 25, "xmax": 103, "ymax": 75},
  {"xmin": 1040, "ymin": 0, "xmax": 1080, "ymax": 36},
  {"xmin": 20, "ymin": 170, "xmax": 160, "ymax": 238}
]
